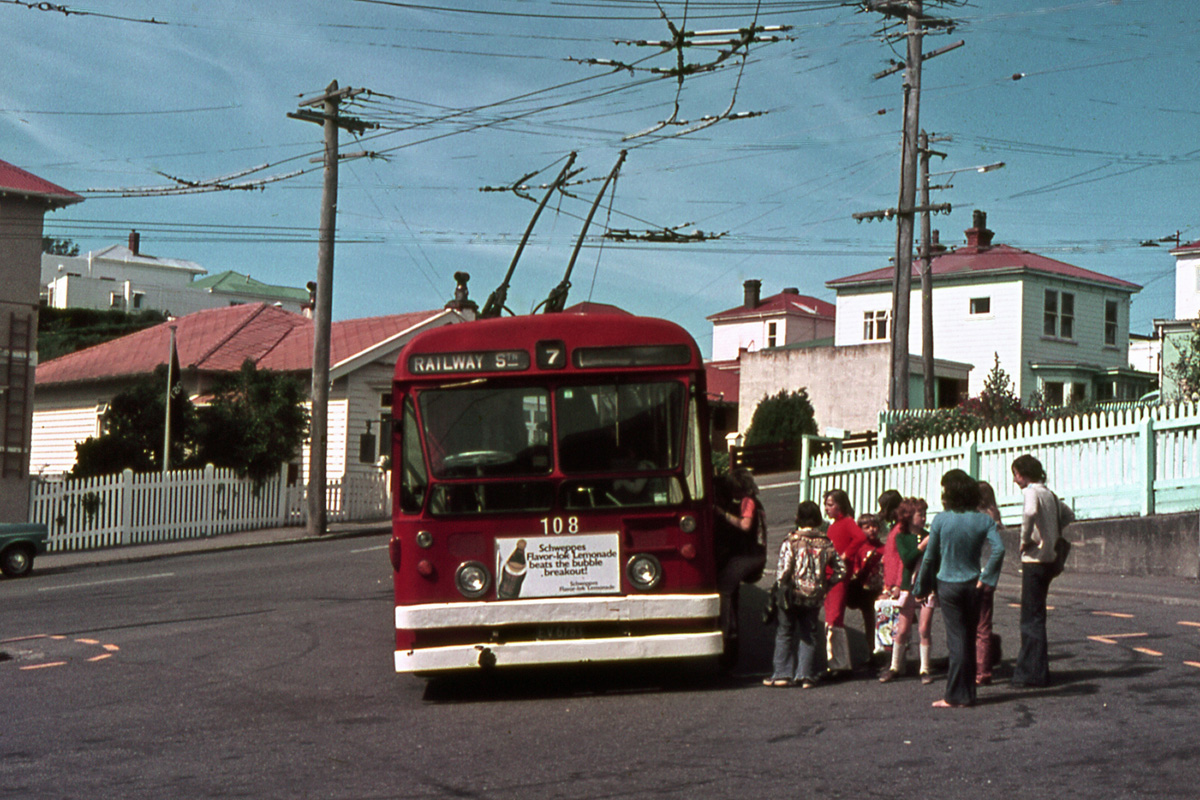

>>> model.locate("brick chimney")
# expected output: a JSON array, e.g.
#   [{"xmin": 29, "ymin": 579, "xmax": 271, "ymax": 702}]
[
  {"xmin": 965, "ymin": 210, "xmax": 994, "ymax": 249},
  {"xmin": 128, "ymin": 229, "xmax": 140, "ymax": 255},
  {"xmin": 743, "ymin": 279, "xmax": 761, "ymax": 309}
]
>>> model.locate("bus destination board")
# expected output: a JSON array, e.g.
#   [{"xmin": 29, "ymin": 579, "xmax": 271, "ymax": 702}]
[{"xmin": 408, "ymin": 349, "xmax": 530, "ymax": 375}]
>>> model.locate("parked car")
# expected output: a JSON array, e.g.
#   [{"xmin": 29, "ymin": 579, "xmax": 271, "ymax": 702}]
[{"xmin": 0, "ymin": 524, "xmax": 48, "ymax": 578}]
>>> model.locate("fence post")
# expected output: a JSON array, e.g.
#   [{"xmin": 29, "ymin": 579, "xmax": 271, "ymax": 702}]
[
  {"xmin": 1138, "ymin": 416, "xmax": 1155, "ymax": 516},
  {"xmin": 799, "ymin": 435, "xmax": 813, "ymax": 503},
  {"xmin": 120, "ymin": 468, "xmax": 134, "ymax": 545},
  {"xmin": 204, "ymin": 463, "xmax": 216, "ymax": 537},
  {"xmin": 965, "ymin": 439, "xmax": 980, "ymax": 478}
]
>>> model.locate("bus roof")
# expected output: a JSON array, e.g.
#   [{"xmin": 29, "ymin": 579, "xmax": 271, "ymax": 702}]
[{"xmin": 394, "ymin": 313, "xmax": 703, "ymax": 381}]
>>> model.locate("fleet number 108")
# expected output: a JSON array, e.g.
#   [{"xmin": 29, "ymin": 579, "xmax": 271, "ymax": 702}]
[{"xmin": 539, "ymin": 516, "xmax": 580, "ymax": 535}]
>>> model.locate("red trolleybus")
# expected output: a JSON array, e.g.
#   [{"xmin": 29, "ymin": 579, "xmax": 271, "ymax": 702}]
[{"xmin": 389, "ymin": 312, "xmax": 721, "ymax": 674}]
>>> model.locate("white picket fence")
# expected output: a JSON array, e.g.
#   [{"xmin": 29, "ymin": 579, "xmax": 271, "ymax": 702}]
[
  {"xmin": 802, "ymin": 401, "xmax": 1200, "ymax": 526},
  {"xmin": 30, "ymin": 465, "xmax": 391, "ymax": 553}
]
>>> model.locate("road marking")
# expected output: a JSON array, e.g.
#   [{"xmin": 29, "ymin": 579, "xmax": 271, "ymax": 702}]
[
  {"xmin": 38, "ymin": 573, "xmax": 175, "ymax": 592},
  {"xmin": 103, "ymin": 644, "xmax": 120, "ymax": 652},
  {"xmin": 1093, "ymin": 611, "xmax": 1134, "ymax": 619},
  {"xmin": 1089, "ymin": 635, "xmax": 1118, "ymax": 645},
  {"xmin": 1178, "ymin": 621, "xmax": 1200, "ymax": 628},
  {"xmin": 1096, "ymin": 632, "xmax": 1149, "ymax": 639},
  {"xmin": 1132, "ymin": 647, "xmax": 1163, "ymax": 657},
  {"xmin": 76, "ymin": 638, "xmax": 99, "ymax": 645},
  {"xmin": 351, "ymin": 544, "xmax": 388, "ymax": 553},
  {"xmin": 1185, "ymin": 661, "xmax": 1200, "ymax": 669},
  {"xmin": 87, "ymin": 653, "xmax": 113, "ymax": 662},
  {"xmin": 20, "ymin": 661, "xmax": 66, "ymax": 670}
]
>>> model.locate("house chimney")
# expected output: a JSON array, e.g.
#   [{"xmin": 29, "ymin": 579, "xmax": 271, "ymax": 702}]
[
  {"xmin": 930, "ymin": 229, "xmax": 948, "ymax": 255},
  {"xmin": 782, "ymin": 287, "xmax": 799, "ymax": 295},
  {"xmin": 128, "ymin": 229, "xmax": 140, "ymax": 255},
  {"xmin": 965, "ymin": 210, "xmax": 994, "ymax": 249},
  {"xmin": 743, "ymin": 279, "xmax": 761, "ymax": 309}
]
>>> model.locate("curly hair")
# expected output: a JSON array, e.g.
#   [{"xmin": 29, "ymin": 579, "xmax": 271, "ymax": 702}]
[{"xmin": 1011, "ymin": 454, "xmax": 1046, "ymax": 484}]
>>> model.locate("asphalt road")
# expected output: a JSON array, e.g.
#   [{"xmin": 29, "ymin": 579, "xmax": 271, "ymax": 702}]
[{"xmin": 3, "ymin": 490, "xmax": 1199, "ymax": 799}]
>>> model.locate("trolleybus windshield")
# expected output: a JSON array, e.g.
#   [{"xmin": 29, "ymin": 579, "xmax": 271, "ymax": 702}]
[{"xmin": 410, "ymin": 378, "xmax": 691, "ymax": 515}]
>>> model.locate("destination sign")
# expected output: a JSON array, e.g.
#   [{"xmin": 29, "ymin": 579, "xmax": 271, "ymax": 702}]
[{"xmin": 408, "ymin": 349, "xmax": 530, "ymax": 375}]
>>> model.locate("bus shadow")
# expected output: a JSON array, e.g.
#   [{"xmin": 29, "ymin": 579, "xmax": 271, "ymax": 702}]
[{"xmin": 420, "ymin": 659, "xmax": 732, "ymax": 703}]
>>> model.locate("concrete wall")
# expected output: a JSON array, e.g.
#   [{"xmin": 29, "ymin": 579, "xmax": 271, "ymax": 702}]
[
  {"xmin": 738, "ymin": 342, "xmax": 891, "ymax": 434},
  {"xmin": 997, "ymin": 512, "xmax": 1200, "ymax": 579}
]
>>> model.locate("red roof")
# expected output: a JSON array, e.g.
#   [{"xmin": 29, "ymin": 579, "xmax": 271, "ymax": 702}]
[
  {"xmin": 563, "ymin": 301, "xmax": 631, "ymax": 315},
  {"xmin": 707, "ymin": 291, "xmax": 835, "ymax": 322},
  {"xmin": 0, "ymin": 159, "xmax": 83, "ymax": 208},
  {"xmin": 827, "ymin": 242, "xmax": 1140, "ymax": 292},
  {"xmin": 1170, "ymin": 239, "xmax": 1200, "ymax": 255},
  {"xmin": 705, "ymin": 359, "xmax": 740, "ymax": 405},
  {"xmin": 37, "ymin": 303, "xmax": 448, "ymax": 386}
]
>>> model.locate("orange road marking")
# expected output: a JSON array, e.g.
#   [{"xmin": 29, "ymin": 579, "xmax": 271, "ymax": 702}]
[
  {"xmin": 1132, "ymin": 647, "xmax": 1163, "ymax": 657},
  {"xmin": 20, "ymin": 662, "xmax": 67, "ymax": 670},
  {"xmin": 1178, "ymin": 621, "xmax": 1200, "ymax": 629},
  {"xmin": 1098, "ymin": 632, "xmax": 1149, "ymax": 639},
  {"xmin": 0, "ymin": 634, "xmax": 48, "ymax": 644},
  {"xmin": 1007, "ymin": 603, "xmax": 1021, "ymax": 608},
  {"xmin": 1089, "ymin": 635, "xmax": 1117, "ymax": 645},
  {"xmin": 1092, "ymin": 612, "xmax": 1134, "ymax": 619},
  {"xmin": 87, "ymin": 654, "xmax": 112, "ymax": 662},
  {"xmin": 75, "ymin": 638, "xmax": 99, "ymax": 645},
  {"xmin": 103, "ymin": 644, "xmax": 120, "ymax": 652},
  {"xmin": 49, "ymin": 635, "xmax": 66, "ymax": 640},
  {"xmin": 1184, "ymin": 661, "xmax": 1200, "ymax": 669}
]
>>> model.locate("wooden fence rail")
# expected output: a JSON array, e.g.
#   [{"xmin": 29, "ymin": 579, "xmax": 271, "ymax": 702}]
[
  {"xmin": 801, "ymin": 401, "xmax": 1200, "ymax": 526},
  {"xmin": 29, "ymin": 466, "xmax": 391, "ymax": 553}
]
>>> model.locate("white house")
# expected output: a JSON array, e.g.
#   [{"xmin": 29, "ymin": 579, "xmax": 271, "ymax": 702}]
[
  {"xmin": 706, "ymin": 281, "xmax": 836, "ymax": 361},
  {"xmin": 42, "ymin": 231, "xmax": 309, "ymax": 315},
  {"xmin": 30, "ymin": 302, "xmax": 470, "ymax": 480},
  {"xmin": 828, "ymin": 211, "xmax": 1152, "ymax": 405}
]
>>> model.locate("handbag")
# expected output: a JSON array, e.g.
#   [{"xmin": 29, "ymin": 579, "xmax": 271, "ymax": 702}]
[
  {"xmin": 761, "ymin": 578, "xmax": 794, "ymax": 624},
  {"xmin": 1049, "ymin": 494, "xmax": 1074, "ymax": 578}
]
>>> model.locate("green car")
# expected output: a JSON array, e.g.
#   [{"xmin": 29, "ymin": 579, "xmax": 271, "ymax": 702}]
[{"xmin": 1, "ymin": 524, "xmax": 48, "ymax": 578}]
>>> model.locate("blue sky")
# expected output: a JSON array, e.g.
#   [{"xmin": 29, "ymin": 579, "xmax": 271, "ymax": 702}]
[{"xmin": 5, "ymin": 0, "xmax": 1196, "ymax": 357}]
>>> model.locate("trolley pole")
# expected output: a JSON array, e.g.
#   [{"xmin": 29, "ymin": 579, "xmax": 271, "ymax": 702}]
[{"xmin": 290, "ymin": 80, "xmax": 374, "ymax": 536}]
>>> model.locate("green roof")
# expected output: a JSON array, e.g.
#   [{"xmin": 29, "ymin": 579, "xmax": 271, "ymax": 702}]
[{"xmin": 191, "ymin": 271, "xmax": 309, "ymax": 302}]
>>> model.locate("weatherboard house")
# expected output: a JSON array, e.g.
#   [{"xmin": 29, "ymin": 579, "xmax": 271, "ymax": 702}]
[
  {"xmin": 1152, "ymin": 237, "xmax": 1200, "ymax": 400},
  {"xmin": 30, "ymin": 303, "xmax": 467, "ymax": 481},
  {"xmin": 0, "ymin": 159, "xmax": 82, "ymax": 522},
  {"xmin": 828, "ymin": 211, "xmax": 1153, "ymax": 405},
  {"xmin": 41, "ymin": 231, "xmax": 310, "ymax": 315}
]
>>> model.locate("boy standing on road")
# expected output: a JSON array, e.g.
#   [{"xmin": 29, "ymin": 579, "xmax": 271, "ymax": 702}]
[{"xmin": 1010, "ymin": 454, "xmax": 1061, "ymax": 688}]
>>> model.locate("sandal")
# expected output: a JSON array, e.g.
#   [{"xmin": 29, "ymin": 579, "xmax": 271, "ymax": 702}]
[{"xmin": 762, "ymin": 678, "xmax": 791, "ymax": 687}]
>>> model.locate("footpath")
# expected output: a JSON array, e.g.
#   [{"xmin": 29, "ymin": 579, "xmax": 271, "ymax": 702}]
[
  {"xmin": 35, "ymin": 520, "xmax": 390, "ymax": 574},
  {"xmin": 28, "ymin": 519, "xmax": 1199, "ymax": 607}
]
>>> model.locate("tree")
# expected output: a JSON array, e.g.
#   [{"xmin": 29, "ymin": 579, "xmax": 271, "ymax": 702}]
[
  {"xmin": 193, "ymin": 360, "xmax": 310, "ymax": 485},
  {"xmin": 42, "ymin": 236, "xmax": 80, "ymax": 256},
  {"xmin": 72, "ymin": 365, "xmax": 197, "ymax": 477},
  {"xmin": 1168, "ymin": 322, "xmax": 1200, "ymax": 402},
  {"xmin": 744, "ymin": 388, "xmax": 818, "ymax": 447}
]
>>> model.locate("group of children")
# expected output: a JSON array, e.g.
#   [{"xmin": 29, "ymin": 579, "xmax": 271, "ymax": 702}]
[{"xmin": 764, "ymin": 484, "xmax": 1003, "ymax": 689}]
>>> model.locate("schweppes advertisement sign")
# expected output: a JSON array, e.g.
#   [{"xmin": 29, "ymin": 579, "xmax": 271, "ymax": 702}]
[{"xmin": 408, "ymin": 349, "xmax": 530, "ymax": 375}]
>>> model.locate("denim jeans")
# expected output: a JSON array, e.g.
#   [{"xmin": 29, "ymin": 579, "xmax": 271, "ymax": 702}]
[
  {"xmin": 938, "ymin": 578, "xmax": 980, "ymax": 706},
  {"xmin": 1013, "ymin": 561, "xmax": 1054, "ymax": 686},
  {"xmin": 770, "ymin": 604, "xmax": 822, "ymax": 682}
]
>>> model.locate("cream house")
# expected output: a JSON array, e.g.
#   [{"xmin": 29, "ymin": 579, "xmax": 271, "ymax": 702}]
[
  {"xmin": 828, "ymin": 211, "xmax": 1152, "ymax": 405},
  {"xmin": 31, "ymin": 302, "xmax": 468, "ymax": 480}
]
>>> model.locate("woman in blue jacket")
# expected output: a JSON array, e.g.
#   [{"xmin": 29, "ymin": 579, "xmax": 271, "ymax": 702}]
[{"xmin": 915, "ymin": 468, "xmax": 1006, "ymax": 708}]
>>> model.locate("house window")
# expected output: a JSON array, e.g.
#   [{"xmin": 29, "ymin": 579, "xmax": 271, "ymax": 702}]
[
  {"xmin": 767, "ymin": 321, "xmax": 777, "ymax": 348},
  {"xmin": 970, "ymin": 297, "xmax": 991, "ymax": 315},
  {"xmin": 1104, "ymin": 300, "xmax": 1118, "ymax": 346},
  {"xmin": 863, "ymin": 310, "xmax": 889, "ymax": 341},
  {"xmin": 1070, "ymin": 383, "xmax": 1086, "ymax": 403},
  {"xmin": 1043, "ymin": 381, "xmax": 1064, "ymax": 406},
  {"xmin": 109, "ymin": 292, "xmax": 122, "ymax": 309},
  {"xmin": 1044, "ymin": 290, "xmax": 1075, "ymax": 339},
  {"xmin": 132, "ymin": 292, "xmax": 144, "ymax": 310}
]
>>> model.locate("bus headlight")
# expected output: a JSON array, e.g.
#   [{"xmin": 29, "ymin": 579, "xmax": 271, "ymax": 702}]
[
  {"xmin": 678, "ymin": 514, "xmax": 697, "ymax": 533},
  {"xmin": 626, "ymin": 554, "xmax": 662, "ymax": 591},
  {"xmin": 455, "ymin": 561, "xmax": 492, "ymax": 599}
]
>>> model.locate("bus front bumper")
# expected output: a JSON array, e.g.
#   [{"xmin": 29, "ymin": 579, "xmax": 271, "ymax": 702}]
[{"xmin": 394, "ymin": 593, "xmax": 722, "ymax": 673}]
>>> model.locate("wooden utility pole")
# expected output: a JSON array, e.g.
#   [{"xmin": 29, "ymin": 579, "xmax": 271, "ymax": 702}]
[
  {"xmin": 289, "ymin": 80, "xmax": 374, "ymax": 536},
  {"xmin": 918, "ymin": 131, "xmax": 943, "ymax": 409}
]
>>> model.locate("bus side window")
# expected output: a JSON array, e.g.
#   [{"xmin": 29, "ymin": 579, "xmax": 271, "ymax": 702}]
[{"xmin": 399, "ymin": 397, "xmax": 427, "ymax": 514}]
